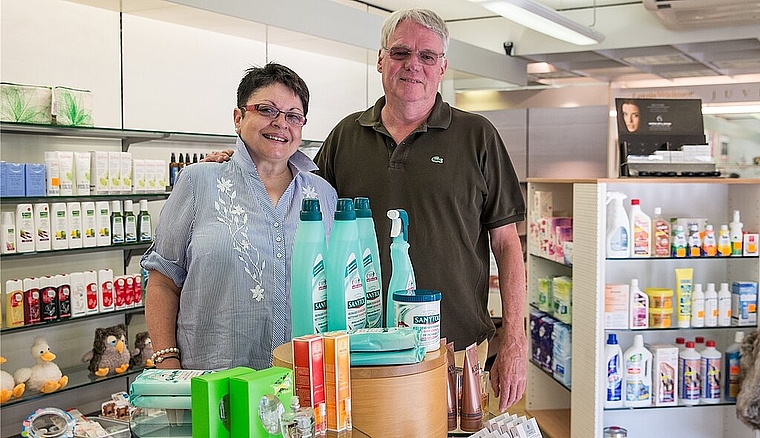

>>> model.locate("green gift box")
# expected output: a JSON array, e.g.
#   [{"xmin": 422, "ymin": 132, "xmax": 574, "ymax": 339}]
[
  {"xmin": 191, "ymin": 366, "xmax": 254, "ymax": 438},
  {"xmin": 229, "ymin": 366, "xmax": 293, "ymax": 438}
]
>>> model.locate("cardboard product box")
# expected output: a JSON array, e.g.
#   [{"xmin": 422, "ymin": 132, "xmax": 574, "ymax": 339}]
[
  {"xmin": 531, "ymin": 191, "xmax": 553, "ymax": 222},
  {"xmin": 744, "ymin": 233, "xmax": 759, "ymax": 257},
  {"xmin": 191, "ymin": 366, "xmax": 254, "ymax": 438},
  {"xmin": 529, "ymin": 311, "xmax": 546, "ymax": 365},
  {"xmin": 229, "ymin": 366, "xmax": 293, "ymax": 438},
  {"xmin": 0, "ymin": 82, "xmax": 52, "ymax": 124},
  {"xmin": 25, "ymin": 163, "xmax": 46, "ymax": 197},
  {"xmin": 130, "ymin": 369, "xmax": 215, "ymax": 397},
  {"xmin": 292, "ymin": 335, "xmax": 327, "ymax": 433},
  {"xmin": 538, "ymin": 316, "xmax": 555, "ymax": 373},
  {"xmin": 605, "ymin": 284, "xmax": 630, "ymax": 330},
  {"xmin": 322, "ymin": 331, "xmax": 351, "ymax": 432},
  {"xmin": 551, "ymin": 322, "xmax": 571, "ymax": 387},
  {"xmin": 647, "ymin": 343, "xmax": 678, "ymax": 406},
  {"xmin": 552, "ymin": 276, "xmax": 572, "ymax": 324},
  {"xmin": 732, "ymin": 281, "xmax": 758, "ymax": 326},
  {"xmin": 53, "ymin": 86, "xmax": 93, "ymax": 126},
  {"xmin": 4, "ymin": 163, "xmax": 25, "ymax": 197}
]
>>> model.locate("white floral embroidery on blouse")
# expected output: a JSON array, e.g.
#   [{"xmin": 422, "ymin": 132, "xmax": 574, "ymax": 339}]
[
  {"xmin": 302, "ymin": 185, "xmax": 318, "ymax": 199},
  {"xmin": 215, "ymin": 177, "xmax": 265, "ymax": 301}
]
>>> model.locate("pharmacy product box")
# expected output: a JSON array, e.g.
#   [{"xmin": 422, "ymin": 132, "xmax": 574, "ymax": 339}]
[
  {"xmin": 605, "ymin": 283, "xmax": 629, "ymax": 329},
  {"xmin": 0, "ymin": 82, "xmax": 52, "ymax": 124},
  {"xmin": 551, "ymin": 322, "xmax": 571, "ymax": 388},
  {"xmin": 53, "ymin": 86, "xmax": 93, "ymax": 126},
  {"xmin": 552, "ymin": 276, "xmax": 572, "ymax": 324},
  {"xmin": 4, "ymin": 163, "xmax": 25, "ymax": 197},
  {"xmin": 293, "ymin": 335, "xmax": 327, "ymax": 431},
  {"xmin": 323, "ymin": 331, "xmax": 351, "ymax": 432},
  {"xmin": 229, "ymin": 366, "xmax": 293, "ymax": 438},
  {"xmin": 191, "ymin": 366, "xmax": 254, "ymax": 438},
  {"xmin": 529, "ymin": 311, "xmax": 545, "ymax": 364},
  {"xmin": 647, "ymin": 343, "xmax": 678, "ymax": 406},
  {"xmin": 108, "ymin": 152, "xmax": 121, "ymax": 193},
  {"xmin": 0, "ymin": 162, "xmax": 7, "ymax": 197},
  {"xmin": 90, "ymin": 151, "xmax": 109, "ymax": 194},
  {"xmin": 538, "ymin": 316, "xmax": 555, "ymax": 373},
  {"xmin": 732, "ymin": 281, "xmax": 758, "ymax": 326},
  {"xmin": 530, "ymin": 190, "xmax": 553, "ymax": 223},
  {"xmin": 130, "ymin": 369, "xmax": 215, "ymax": 397},
  {"xmin": 744, "ymin": 233, "xmax": 759, "ymax": 257},
  {"xmin": 537, "ymin": 277, "xmax": 553, "ymax": 313},
  {"xmin": 120, "ymin": 152, "xmax": 132, "ymax": 193},
  {"xmin": 25, "ymin": 163, "xmax": 46, "ymax": 196}
]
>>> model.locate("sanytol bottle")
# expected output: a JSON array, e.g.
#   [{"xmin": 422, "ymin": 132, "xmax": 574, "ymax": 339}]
[
  {"xmin": 386, "ymin": 209, "xmax": 416, "ymax": 327},
  {"xmin": 290, "ymin": 198, "xmax": 328, "ymax": 337},
  {"xmin": 354, "ymin": 197, "xmax": 383, "ymax": 328}
]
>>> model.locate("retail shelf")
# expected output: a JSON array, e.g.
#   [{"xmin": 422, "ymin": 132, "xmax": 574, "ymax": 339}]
[
  {"xmin": 604, "ymin": 325, "xmax": 756, "ymax": 333},
  {"xmin": 606, "ymin": 255, "xmax": 759, "ymax": 261},
  {"xmin": 1, "ymin": 306, "xmax": 144, "ymax": 335},
  {"xmin": 528, "ymin": 252, "xmax": 573, "ymax": 268},
  {"xmin": 526, "ymin": 409, "xmax": 570, "ymax": 438},
  {"xmin": 1, "ymin": 363, "xmax": 144, "ymax": 408},
  {"xmin": 529, "ymin": 360, "xmax": 571, "ymax": 392},
  {"xmin": 529, "ymin": 303, "xmax": 571, "ymax": 327},
  {"xmin": 605, "ymin": 399, "xmax": 736, "ymax": 411},
  {"xmin": 0, "ymin": 193, "xmax": 170, "ymax": 205},
  {"xmin": 0, "ymin": 241, "xmax": 153, "ymax": 261}
]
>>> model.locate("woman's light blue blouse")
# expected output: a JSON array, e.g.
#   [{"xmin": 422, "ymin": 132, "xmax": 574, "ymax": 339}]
[{"xmin": 141, "ymin": 139, "xmax": 337, "ymax": 370}]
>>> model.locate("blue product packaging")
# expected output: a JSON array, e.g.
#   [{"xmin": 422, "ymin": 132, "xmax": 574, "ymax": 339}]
[
  {"xmin": 539, "ymin": 316, "xmax": 555, "ymax": 372},
  {"xmin": 25, "ymin": 163, "xmax": 46, "ymax": 196},
  {"xmin": 0, "ymin": 162, "xmax": 7, "ymax": 197},
  {"xmin": 552, "ymin": 322, "xmax": 572, "ymax": 387},
  {"xmin": 529, "ymin": 311, "xmax": 545, "ymax": 364},
  {"xmin": 5, "ymin": 163, "xmax": 25, "ymax": 197}
]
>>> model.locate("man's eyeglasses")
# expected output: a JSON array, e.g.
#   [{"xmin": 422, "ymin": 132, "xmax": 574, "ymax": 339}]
[
  {"xmin": 240, "ymin": 104, "xmax": 307, "ymax": 127},
  {"xmin": 383, "ymin": 46, "xmax": 445, "ymax": 66}
]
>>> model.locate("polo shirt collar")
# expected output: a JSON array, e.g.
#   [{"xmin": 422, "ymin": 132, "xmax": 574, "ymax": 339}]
[{"xmin": 357, "ymin": 92, "xmax": 452, "ymax": 131}]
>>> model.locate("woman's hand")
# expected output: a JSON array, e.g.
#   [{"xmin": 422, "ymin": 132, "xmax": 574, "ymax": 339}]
[{"xmin": 201, "ymin": 149, "xmax": 234, "ymax": 162}]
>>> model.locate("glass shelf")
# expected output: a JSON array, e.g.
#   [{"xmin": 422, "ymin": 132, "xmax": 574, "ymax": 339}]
[
  {"xmin": 529, "ymin": 360, "xmax": 571, "ymax": 392},
  {"xmin": 0, "ymin": 192, "xmax": 169, "ymax": 205},
  {"xmin": 528, "ymin": 252, "xmax": 573, "ymax": 268},
  {"xmin": 529, "ymin": 303, "xmax": 571, "ymax": 327},
  {"xmin": 604, "ymin": 325, "xmax": 756, "ymax": 333},
  {"xmin": 0, "ymin": 241, "xmax": 152, "ymax": 261},
  {"xmin": 604, "ymin": 399, "xmax": 736, "ymax": 411},
  {"xmin": 606, "ymin": 255, "xmax": 759, "ymax": 261},
  {"xmin": 1, "ymin": 363, "xmax": 144, "ymax": 408},
  {"xmin": 1, "ymin": 306, "xmax": 144, "ymax": 335}
]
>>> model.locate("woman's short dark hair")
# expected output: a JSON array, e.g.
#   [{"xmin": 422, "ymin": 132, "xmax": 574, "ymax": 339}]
[{"xmin": 236, "ymin": 62, "xmax": 310, "ymax": 116}]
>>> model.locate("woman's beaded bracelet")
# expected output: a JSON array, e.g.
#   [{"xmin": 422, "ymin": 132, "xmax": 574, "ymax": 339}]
[
  {"xmin": 154, "ymin": 354, "xmax": 180, "ymax": 364},
  {"xmin": 150, "ymin": 347, "xmax": 180, "ymax": 363}
]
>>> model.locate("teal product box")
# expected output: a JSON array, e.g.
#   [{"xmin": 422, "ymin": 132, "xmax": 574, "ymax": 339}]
[
  {"xmin": 732, "ymin": 281, "xmax": 758, "ymax": 326},
  {"xmin": 130, "ymin": 369, "xmax": 215, "ymax": 397},
  {"xmin": 191, "ymin": 366, "xmax": 255, "ymax": 438},
  {"xmin": 5, "ymin": 163, "xmax": 25, "ymax": 197},
  {"xmin": 25, "ymin": 163, "xmax": 46, "ymax": 196},
  {"xmin": 229, "ymin": 366, "xmax": 293, "ymax": 438}
]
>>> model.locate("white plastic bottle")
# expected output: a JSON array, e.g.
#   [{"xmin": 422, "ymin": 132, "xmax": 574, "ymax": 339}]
[
  {"xmin": 724, "ymin": 331, "xmax": 745, "ymax": 402},
  {"xmin": 687, "ymin": 224, "xmax": 702, "ymax": 258},
  {"xmin": 671, "ymin": 225, "xmax": 687, "ymax": 257},
  {"xmin": 652, "ymin": 207, "xmax": 670, "ymax": 257},
  {"xmin": 701, "ymin": 224, "xmax": 717, "ymax": 257},
  {"xmin": 729, "ymin": 210, "xmax": 743, "ymax": 256},
  {"xmin": 15, "ymin": 204, "xmax": 35, "ymax": 253},
  {"xmin": 675, "ymin": 336, "xmax": 686, "ymax": 353},
  {"xmin": 624, "ymin": 334, "xmax": 652, "ymax": 407},
  {"xmin": 717, "ymin": 282, "xmax": 732, "ymax": 327},
  {"xmin": 629, "ymin": 198, "xmax": 651, "ymax": 258},
  {"xmin": 51, "ymin": 202, "xmax": 69, "ymax": 250},
  {"xmin": 604, "ymin": 333, "xmax": 624, "ymax": 408},
  {"xmin": 690, "ymin": 283, "xmax": 705, "ymax": 328},
  {"xmin": 700, "ymin": 340, "xmax": 722, "ymax": 404},
  {"xmin": 33, "ymin": 203, "xmax": 51, "ymax": 252},
  {"xmin": 704, "ymin": 283, "xmax": 718, "ymax": 327},
  {"xmin": 629, "ymin": 278, "xmax": 649, "ymax": 329},
  {"xmin": 679, "ymin": 341, "xmax": 701, "ymax": 406},
  {"xmin": 717, "ymin": 224, "xmax": 731, "ymax": 256},
  {"xmin": 694, "ymin": 336, "xmax": 706, "ymax": 354},
  {"xmin": 606, "ymin": 192, "xmax": 630, "ymax": 258},
  {"xmin": 2, "ymin": 212, "xmax": 17, "ymax": 254}
]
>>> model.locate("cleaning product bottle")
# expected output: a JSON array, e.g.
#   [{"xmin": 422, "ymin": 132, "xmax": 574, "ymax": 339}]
[
  {"xmin": 326, "ymin": 198, "xmax": 367, "ymax": 331},
  {"xmin": 123, "ymin": 200, "xmax": 137, "ymax": 243},
  {"xmin": 704, "ymin": 283, "xmax": 718, "ymax": 327},
  {"xmin": 2, "ymin": 211, "xmax": 17, "ymax": 254},
  {"xmin": 687, "ymin": 224, "xmax": 702, "ymax": 257},
  {"xmin": 111, "ymin": 200, "xmax": 124, "ymax": 245},
  {"xmin": 701, "ymin": 224, "xmax": 717, "ymax": 257},
  {"xmin": 623, "ymin": 334, "xmax": 652, "ymax": 407},
  {"xmin": 718, "ymin": 282, "xmax": 732, "ymax": 327},
  {"xmin": 675, "ymin": 336, "xmax": 686, "ymax": 353},
  {"xmin": 604, "ymin": 333, "xmax": 624, "ymax": 408},
  {"xmin": 671, "ymin": 225, "xmax": 687, "ymax": 258},
  {"xmin": 629, "ymin": 198, "xmax": 651, "ymax": 258},
  {"xmin": 137, "ymin": 200, "xmax": 153, "ymax": 242},
  {"xmin": 717, "ymin": 224, "xmax": 732, "ymax": 256},
  {"xmin": 700, "ymin": 340, "xmax": 722, "ymax": 404},
  {"xmin": 652, "ymin": 207, "xmax": 670, "ymax": 257},
  {"xmin": 694, "ymin": 336, "xmax": 706, "ymax": 354},
  {"xmin": 724, "ymin": 331, "xmax": 745, "ymax": 402},
  {"xmin": 730, "ymin": 210, "xmax": 743, "ymax": 256},
  {"xmin": 606, "ymin": 192, "xmax": 629, "ymax": 258},
  {"xmin": 629, "ymin": 278, "xmax": 649, "ymax": 329},
  {"xmin": 386, "ymin": 208, "xmax": 416, "ymax": 328},
  {"xmin": 354, "ymin": 197, "xmax": 383, "ymax": 328},
  {"xmin": 679, "ymin": 341, "xmax": 701, "ymax": 406},
  {"xmin": 690, "ymin": 283, "xmax": 705, "ymax": 328},
  {"xmin": 291, "ymin": 198, "xmax": 329, "ymax": 337}
]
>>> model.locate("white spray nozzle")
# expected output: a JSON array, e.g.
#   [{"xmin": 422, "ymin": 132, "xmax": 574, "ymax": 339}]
[
  {"xmin": 606, "ymin": 191, "xmax": 627, "ymax": 205},
  {"xmin": 732, "ymin": 210, "xmax": 742, "ymax": 224},
  {"xmin": 387, "ymin": 209, "xmax": 409, "ymax": 241}
]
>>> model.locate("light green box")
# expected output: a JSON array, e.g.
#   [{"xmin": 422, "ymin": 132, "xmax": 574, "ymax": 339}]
[
  {"xmin": 191, "ymin": 366, "xmax": 255, "ymax": 438},
  {"xmin": 53, "ymin": 86, "xmax": 93, "ymax": 126},
  {"xmin": 229, "ymin": 367, "xmax": 293, "ymax": 438},
  {"xmin": 0, "ymin": 82, "xmax": 52, "ymax": 124}
]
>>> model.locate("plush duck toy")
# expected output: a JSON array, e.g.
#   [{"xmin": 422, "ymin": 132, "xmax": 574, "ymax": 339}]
[
  {"xmin": 13, "ymin": 338, "xmax": 69, "ymax": 394},
  {"xmin": 130, "ymin": 331, "xmax": 154, "ymax": 369},
  {"xmin": 82, "ymin": 323, "xmax": 131, "ymax": 377},
  {"xmin": 1, "ymin": 356, "xmax": 25, "ymax": 403}
]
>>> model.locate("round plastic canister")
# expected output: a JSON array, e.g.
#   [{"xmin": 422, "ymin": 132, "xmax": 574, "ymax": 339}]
[
  {"xmin": 649, "ymin": 307, "xmax": 673, "ymax": 328},
  {"xmin": 603, "ymin": 426, "xmax": 627, "ymax": 438},
  {"xmin": 393, "ymin": 289, "xmax": 441, "ymax": 353},
  {"xmin": 645, "ymin": 288, "xmax": 674, "ymax": 309}
]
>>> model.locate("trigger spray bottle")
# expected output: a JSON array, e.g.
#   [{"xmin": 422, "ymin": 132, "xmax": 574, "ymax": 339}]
[
  {"xmin": 606, "ymin": 192, "xmax": 630, "ymax": 258},
  {"xmin": 386, "ymin": 209, "xmax": 416, "ymax": 328}
]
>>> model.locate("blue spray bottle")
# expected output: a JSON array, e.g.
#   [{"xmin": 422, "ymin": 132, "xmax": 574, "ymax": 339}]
[
  {"xmin": 354, "ymin": 197, "xmax": 383, "ymax": 328},
  {"xmin": 290, "ymin": 198, "xmax": 328, "ymax": 337},
  {"xmin": 385, "ymin": 209, "xmax": 416, "ymax": 328}
]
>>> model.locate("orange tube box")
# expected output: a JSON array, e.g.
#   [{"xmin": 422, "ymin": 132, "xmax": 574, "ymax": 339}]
[
  {"xmin": 292, "ymin": 335, "xmax": 327, "ymax": 434},
  {"xmin": 323, "ymin": 331, "xmax": 351, "ymax": 432}
]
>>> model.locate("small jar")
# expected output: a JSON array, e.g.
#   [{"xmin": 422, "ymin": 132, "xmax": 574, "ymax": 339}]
[
  {"xmin": 649, "ymin": 307, "xmax": 673, "ymax": 328},
  {"xmin": 645, "ymin": 288, "xmax": 674, "ymax": 309}
]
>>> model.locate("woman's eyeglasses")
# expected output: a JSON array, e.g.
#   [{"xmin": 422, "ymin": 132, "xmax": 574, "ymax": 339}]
[{"xmin": 240, "ymin": 104, "xmax": 307, "ymax": 127}]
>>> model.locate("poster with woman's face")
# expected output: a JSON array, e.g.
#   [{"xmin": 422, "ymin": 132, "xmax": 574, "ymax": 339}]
[{"xmin": 616, "ymin": 98, "xmax": 706, "ymax": 154}]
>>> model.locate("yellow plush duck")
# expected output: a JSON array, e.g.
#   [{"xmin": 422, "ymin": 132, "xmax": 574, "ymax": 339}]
[
  {"xmin": 1, "ymin": 356, "xmax": 25, "ymax": 403},
  {"xmin": 13, "ymin": 337, "xmax": 69, "ymax": 394}
]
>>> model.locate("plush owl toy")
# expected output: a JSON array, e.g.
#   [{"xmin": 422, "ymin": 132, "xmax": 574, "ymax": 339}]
[
  {"xmin": 81, "ymin": 323, "xmax": 131, "ymax": 377},
  {"xmin": 130, "ymin": 331, "xmax": 154, "ymax": 369},
  {"xmin": 13, "ymin": 338, "xmax": 68, "ymax": 394}
]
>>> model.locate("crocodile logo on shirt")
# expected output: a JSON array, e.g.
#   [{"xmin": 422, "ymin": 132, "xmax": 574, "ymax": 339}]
[{"xmin": 431, "ymin": 156, "xmax": 444, "ymax": 164}]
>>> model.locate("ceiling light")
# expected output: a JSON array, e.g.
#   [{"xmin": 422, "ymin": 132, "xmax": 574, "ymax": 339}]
[
  {"xmin": 468, "ymin": 0, "xmax": 605, "ymax": 46},
  {"xmin": 702, "ymin": 103, "xmax": 760, "ymax": 115}
]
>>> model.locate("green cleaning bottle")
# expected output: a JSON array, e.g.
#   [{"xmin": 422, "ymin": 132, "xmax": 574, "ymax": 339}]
[
  {"xmin": 326, "ymin": 198, "xmax": 367, "ymax": 331},
  {"xmin": 386, "ymin": 209, "xmax": 416, "ymax": 328},
  {"xmin": 354, "ymin": 197, "xmax": 383, "ymax": 328},
  {"xmin": 290, "ymin": 198, "xmax": 328, "ymax": 337}
]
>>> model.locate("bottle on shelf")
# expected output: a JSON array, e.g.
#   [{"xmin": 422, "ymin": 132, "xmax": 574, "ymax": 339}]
[
  {"xmin": 279, "ymin": 395, "xmax": 316, "ymax": 438},
  {"xmin": 701, "ymin": 224, "xmax": 717, "ymax": 257},
  {"xmin": 717, "ymin": 224, "xmax": 732, "ymax": 257},
  {"xmin": 687, "ymin": 224, "xmax": 702, "ymax": 258},
  {"xmin": 169, "ymin": 153, "xmax": 179, "ymax": 186},
  {"xmin": 604, "ymin": 333, "xmax": 624, "ymax": 408},
  {"xmin": 724, "ymin": 331, "xmax": 745, "ymax": 402},
  {"xmin": 2, "ymin": 211, "xmax": 17, "ymax": 254},
  {"xmin": 629, "ymin": 198, "xmax": 651, "ymax": 258},
  {"xmin": 111, "ymin": 200, "xmax": 124, "ymax": 245},
  {"xmin": 704, "ymin": 283, "xmax": 718, "ymax": 327},
  {"xmin": 729, "ymin": 210, "xmax": 743, "ymax": 256},
  {"xmin": 671, "ymin": 225, "xmax": 687, "ymax": 258},
  {"xmin": 629, "ymin": 278, "xmax": 649, "ymax": 329},
  {"xmin": 192, "ymin": 153, "xmax": 198, "ymax": 164},
  {"xmin": 675, "ymin": 336, "xmax": 686, "ymax": 353},
  {"xmin": 123, "ymin": 200, "xmax": 137, "ymax": 243},
  {"xmin": 354, "ymin": 197, "xmax": 383, "ymax": 329},
  {"xmin": 700, "ymin": 340, "xmax": 722, "ymax": 404},
  {"xmin": 185, "ymin": 153, "xmax": 191, "ymax": 166},
  {"xmin": 679, "ymin": 341, "xmax": 701, "ymax": 406},
  {"xmin": 652, "ymin": 207, "xmax": 670, "ymax": 257},
  {"xmin": 137, "ymin": 200, "xmax": 153, "ymax": 243},
  {"xmin": 694, "ymin": 336, "xmax": 706, "ymax": 353},
  {"xmin": 690, "ymin": 284, "xmax": 705, "ymax": 328},
  {"xmin": 290, "ymin": 198, "xmax": 328, "ymax": 337},
  {"xmin": 605, "ymin": 191, "xmax": 629, "ymax": 258},
  {"xmin": 717, "ymin": 282, "xmax": 732, "ymax": 327},
  {"xmin": 386, "ymin": 208, "xmax": 416, "ymax": 327},
  {"xmin": 623, "ymin": 334, "xmax": 652, "ymax": 407}
]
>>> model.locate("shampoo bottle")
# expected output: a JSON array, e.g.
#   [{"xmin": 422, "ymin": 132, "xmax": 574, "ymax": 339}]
[
  {"xmin": 724, "ymin": 331, "xmax": 744, "ymax": 402},
  {"xmin": 717, "ymin": 224, "xmax": 731, "ymax": 256},
  {"xmin": 623, "ymin": 334, "xmax": 652, "ymax": 407},
  {"xmin": 15, "ymin": 204, "xmax": 35, "ymax": 253},
  {"xmin": 729, "ymin": 210, "xmax": 743, "ymax": 256},
  {"xmin": 290, "ymin": 198, "xmax": 329, "ymax": 337},
  {"xmin": 123, "ymin": 200, "xmax": 137, "ymax": 243},
  {"xmin": 704, "ymin": 283, "xmax": 718, "ymax": 327},
  {"xmin": 33, "ymin": 203, "xmax": 51, "ymax": 252},
  {"xmin": 326, "ymin": 198, "xmax": 367, "ymax": 331},
  {"xmin": 137, "ymin": 200, "xmax": 153, "ymax": 242},
  {"xmin": 690, "ymin": 283, "xmax": 705, "ymax": 328},
  {"xmin": 717, "ymin": 282, "xmax": 732, "ymax": 327},
  {"xmin": 652, "ymin": 207, "xmax": 670, "ymax": 257},
  {"xmin": 687, "ymin": 224, "xmax": 702, "ymax": 257},
  {"xmin": 82, "ymin": 202, "xmax": 97, "ymax": 248},
  {"xmin": 604, "ymin": 333, "xmax": 624, "ymax": 408},
  {"xmin": 606, "ymin": 192, "xmax": 629, "ymax": 258},
  {"xmin": 2, "ymin": 212, "xmax": 17, "ymax": 254},
  {"xmin": 679, "ymin": 341, "xmax": 701, "ymax": 406},
  {"xmin": 354, "ymin": 197, "xmax": 383, "ymax": 328},
  {"xmin": 51, "ymin": 202, "xmax": 68, "ymax": 250},
  {"xmin": 629, "ymin": 278, "xmax": 649, "ymax": 329},
  {"xmin": 95, "ymin": 201, "xmax": 111, "ymax": 247},
  {"xmin": 629, "ymin": 198, "xmax": 651, "ymax": 257},
  {"xmin": 66, "ymin": 202, "xmax": 83, "ymax": 249},
  {"xmin": 700, "ymin": 340, "xmax": 722, "ymax": 404},
  {"xmin": 386, "ymin": 208, "xmax": 416, "ymax": 328},
  {"xmin": 701, "ymin": 224, "xmax": 717, "ymax": 256},
  {"xmin": 671, "ymin": 225, "xmax": 687, "ymax": 258},
  {"xmin": 111, "ymin": 200, "xmax": 124, "ymax": 245}
]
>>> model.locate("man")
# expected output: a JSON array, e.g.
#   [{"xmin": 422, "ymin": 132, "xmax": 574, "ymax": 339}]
[{"xmin": 314, "ymin": 8, "xmax": 527, "ymax": 411}]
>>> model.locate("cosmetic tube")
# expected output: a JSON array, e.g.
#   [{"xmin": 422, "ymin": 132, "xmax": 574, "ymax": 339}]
[
  {"xmin": 460, "ymin": 343, "xmax": 483, "ymax": 432},
  {"xmin": 446, "ymin": 341, "xmax": 458, "ymax": 431}
]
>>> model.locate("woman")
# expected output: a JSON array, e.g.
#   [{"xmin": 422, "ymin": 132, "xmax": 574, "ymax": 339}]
[{"xmin": 141, "ymin": 63, "xmax": 337, "ymax": 370}]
